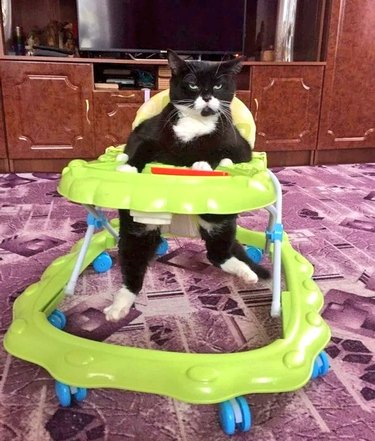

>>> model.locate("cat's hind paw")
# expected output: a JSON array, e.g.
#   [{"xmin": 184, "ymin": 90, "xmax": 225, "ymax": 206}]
[
  {"xmin": 220, "ymin": 257, "xmax": 258, "ymax": 284},
  {"xmin": 104, "ymin": 287, "xmax": 136, "ymax": 321}
]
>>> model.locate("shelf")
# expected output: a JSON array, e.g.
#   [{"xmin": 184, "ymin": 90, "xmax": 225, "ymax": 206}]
[{"xmin": 0, "ymin": 55, "xmax": 327, "ymax": 66}]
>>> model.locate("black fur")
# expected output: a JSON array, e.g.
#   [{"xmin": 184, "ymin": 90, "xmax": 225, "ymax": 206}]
[{"xmin": 118, "ymin": 50, "xmax": 270, "ymax": 298}]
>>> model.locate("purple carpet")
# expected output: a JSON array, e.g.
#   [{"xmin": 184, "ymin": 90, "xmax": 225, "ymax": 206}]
[{"xmin": 0, "ymin": 163, "xmax": 374, "ymax": 440}]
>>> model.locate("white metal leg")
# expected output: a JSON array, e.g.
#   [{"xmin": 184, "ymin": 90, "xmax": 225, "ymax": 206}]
[
  {"xmin": 266, "ymin": 170, "xmax": 283, "ymax": 317},
  {"xmin": 64, "ymin": 206, "xmax": 117, "ymax": 296},
  {"xmin": 64, "ymin": 223, "xmax": 95, "ymax": 296},
  {"xmin": 84, "ymin": 205, "xmax": 119, "ymax": 242}
]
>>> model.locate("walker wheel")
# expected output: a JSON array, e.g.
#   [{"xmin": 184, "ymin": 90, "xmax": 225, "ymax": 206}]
[
  {"xmin": 55, "ymin": 381, "xmax": 88, "ymax": 406},
  {"xmin": 93, "ymin": 252, "xmax": 112, "ymax": 273},
  {"xmin": 219, "ymin": 396, "xmax": 252, "ymax": 435},
  {"xmin": 156, "ymin": 238, "xmax": 169, "ymax": 256},
  {"xmin": 245, "ymin": 246, "xmax": 263, "ymax": 264},
  {"xmin": 48, "ymin": 309, "xmax": 67, "ymax": 330},
  {"xmin": 74, "ymin": 387, "xmax": 88, "ymax": 402},
  {"xmin": 312, "ymin": 351, "xmax": 330, "ymax": 379},
  {"xmin": 55, "ymin": 381, "xmax": 71, "ymax": 407}
]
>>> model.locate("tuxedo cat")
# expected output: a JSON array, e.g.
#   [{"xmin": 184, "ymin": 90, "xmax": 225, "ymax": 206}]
[{"xmin": 104, "ymin": 50, "xmax": 270, "ymax": 322}]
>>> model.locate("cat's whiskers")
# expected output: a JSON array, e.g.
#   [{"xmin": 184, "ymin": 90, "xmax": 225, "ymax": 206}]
[
  {"xmin": 162, "ymin": 107, "xmax": 180, "ymax": 129},
  {"xmin": 219, "ymin": 104, "xmax": 237, "ymax": 141}
]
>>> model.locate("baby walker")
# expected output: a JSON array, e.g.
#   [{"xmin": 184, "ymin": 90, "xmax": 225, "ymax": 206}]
[{"xmin": 4, "ymin": 90, "xmax": 331, "ymax": 436}]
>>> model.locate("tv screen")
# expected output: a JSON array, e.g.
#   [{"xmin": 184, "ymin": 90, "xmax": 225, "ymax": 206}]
[{"xmin": 77, "ymin": 0, "xmax": 247, "ymax": 54}]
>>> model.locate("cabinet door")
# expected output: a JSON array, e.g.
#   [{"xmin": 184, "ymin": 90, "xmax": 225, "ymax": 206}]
[
  {"xmin": 236, "ymin": 91, "xmax": 251, "ymax": 108},
  {"xmin": 0, "ymin": 61, "xmax": 94, "ymax": 159},
  {"xmin": 93, "ymin": 90, "xmax": 144, "ymax": 155},
  {"xmin": 318, "ymin": 0, "xmax": 375, "ymax": 149},
  {"xmin": 250, "ymin": 66, "xmax": 324, "ymax": 151}
]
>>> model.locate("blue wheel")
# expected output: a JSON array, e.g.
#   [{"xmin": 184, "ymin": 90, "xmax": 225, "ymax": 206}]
[
  {"xmin": 73, "ymin": 387, "xmax": 88, "ymax": 402},
  {"xmin": 235, "ymin": 396, "xmax": 252, "ymax": 432},
  {"xmin": 55, "ymin": 381, "xmax": 71, "ymax": 407},
  {"xmin": 156, "ymin": 238, "xmax": 169, "ymax": 256},
  {"xmin": 219, "ymin": 397, "xmax": 252, "ymax": 435},
  {"xmin": 48, "ymin": 309, "xmax": 67, "ymax": 330},
  {"xmin": 245, "ymin": 246, "xmax": 263, "ymax": 264},
  {"xmin": 93, "ymin": 252, "xmax": 112, "ymax": 273},
  {"xmin": 312, "ymin": 351, "xmax": 330, "ymax": 379},
  {"xmin": 219, "ymin": 401, "xmax": 236, "ymax": 435}
]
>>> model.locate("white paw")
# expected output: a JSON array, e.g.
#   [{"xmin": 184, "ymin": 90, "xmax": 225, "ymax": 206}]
[
  {"xmin": 220, "ymin": 257, "xmax": 258, "ymax": 284},
  {"xmin": 219, "ymin": 158, "xmax": 234, "ymax": 167},
  {"xmin": 104, "ymin": 287, "xmax": 136, "ymax": 322},
  {"xmin": 116, "ymin": 164, "xmax": 138, "ymax": 173},
  {"xmin": 116, "ymin": 153, "xmax": 129, "ymax": 162},
  {"xmin": 192, "ymin": 161, "xmax": 212, "ymax": 171}
]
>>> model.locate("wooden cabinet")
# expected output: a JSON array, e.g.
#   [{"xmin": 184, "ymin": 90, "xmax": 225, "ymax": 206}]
[
  {"xmin": 318, "ymin": 0, "xmax": 375, "ymax": 150},
  {"xmin": 236, "ymin": 91, "xmax": 251, "ymax": 108},
  {"xmin": 0, "ymin": 61, "xmax": 94, "ymax": 159},
  {"xmin": 250, "ymin": 66, "xmax": 324, "ymax": 152},
  {"xmin": 93, "ymin": 90, "xmax": 145, "ymax": 155},
  {"xmin": 0, "ymin": 88, "xmax": 8, "ymax": 171},
  {"xmin": 0, "ymin": 88, "xmax": 6, "ymax": 158}
]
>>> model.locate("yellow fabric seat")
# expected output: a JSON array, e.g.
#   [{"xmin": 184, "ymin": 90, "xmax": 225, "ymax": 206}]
[{"xmin": 132, "ymin": 89, "xmax": 256, "ymax": 148}]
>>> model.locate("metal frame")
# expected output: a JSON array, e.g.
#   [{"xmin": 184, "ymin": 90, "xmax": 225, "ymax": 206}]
[{"xmin": 64, "ymin": 171, "xmax": 284, "ymax": 318}]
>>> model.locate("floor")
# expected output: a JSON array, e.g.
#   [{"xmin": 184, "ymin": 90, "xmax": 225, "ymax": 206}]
[{"xmin": 0, "ymin": 163, "xmax": 374, "ymax": 440}]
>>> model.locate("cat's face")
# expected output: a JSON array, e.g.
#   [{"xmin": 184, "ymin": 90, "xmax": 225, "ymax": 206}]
[{"xmin": 168, "ymin": 50, "xmax": 242, "ymax": 118}]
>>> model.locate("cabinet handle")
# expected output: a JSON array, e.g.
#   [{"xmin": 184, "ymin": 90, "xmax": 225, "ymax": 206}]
[
  {"xmin": 85, "ymin": 99, "xmax": 91, "ymax": 124},
  {"xmin": 112, "ymin": 93, "xmax": 136, "ymax": 99},
  {"xmin": 253, "ymin": 98, "xmax": 259, "ymax": 121}
]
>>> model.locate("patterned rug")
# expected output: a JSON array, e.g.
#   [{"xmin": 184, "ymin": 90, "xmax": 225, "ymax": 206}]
[{"xmin": 0, "ymin": 163, "xmax": 374, "ymax": 441}]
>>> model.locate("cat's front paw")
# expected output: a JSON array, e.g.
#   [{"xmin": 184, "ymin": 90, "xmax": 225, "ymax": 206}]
[
  {"xmin": 219, "ymin": 158, "xmax": 234, "ymax": 167},
  {"xmin": 116, "ymin": 153, "xmax": 129, "ymax": 162},
  {"xmin": 116, "ymin": 164, "xmax": 138, "ymax": 173},
  {"xmin": 192, "ymin": 161, "xmax": 213, "ymax": 171}
]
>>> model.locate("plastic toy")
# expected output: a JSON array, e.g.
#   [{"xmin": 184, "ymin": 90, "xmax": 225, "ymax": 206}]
[{"xmin": 3, "ymin": 90, "xmax": 331, "ymax": 436}]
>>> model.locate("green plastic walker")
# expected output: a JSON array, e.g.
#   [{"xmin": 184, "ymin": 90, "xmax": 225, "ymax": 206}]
[{"xmin": 4, "ymin": 90, "xmax": 331, "ymax": 436}]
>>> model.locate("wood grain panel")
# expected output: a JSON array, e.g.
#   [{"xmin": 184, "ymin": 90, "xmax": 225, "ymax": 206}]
[
  {"xmin": 318, "ymin": 0, "xmax": 375, "ymax": 149},
  {"xmin": 0, "ymin": 86, "xmax": 7, "ymax": 158},
  {"xmin": 0, "ymin": 61, "xmax": 95, "ymax": 159},
  {"xmin": 236, "ymin": 91, "xmax": 251, "ymax": 108},
  {"xmin": 93, "ymin": 90, "xmax": 142, "ymax": 155},
  {"xmin": 251, "ymin": 66, "xmax": 324, "ymax": 151}
]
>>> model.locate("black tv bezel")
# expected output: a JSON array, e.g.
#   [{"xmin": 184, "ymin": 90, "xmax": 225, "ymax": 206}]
[{"xmin": 77, "ymin": 0, "xmax": 247, "ymax": 56}]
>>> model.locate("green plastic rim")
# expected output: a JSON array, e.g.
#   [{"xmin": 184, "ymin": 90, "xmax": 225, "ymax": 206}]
[
  {"xmin": 57, "ymin": 147, "xmax": 276, "ymax": 214},
  {"xmin": 4, "ymin": 223, "xmax": 331, "ymax": 405}
]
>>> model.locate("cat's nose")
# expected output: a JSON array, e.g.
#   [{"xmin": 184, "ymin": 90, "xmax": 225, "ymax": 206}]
[{"xmin": 202, "ymin": 94, "xmax": 211, "ymax": 102}]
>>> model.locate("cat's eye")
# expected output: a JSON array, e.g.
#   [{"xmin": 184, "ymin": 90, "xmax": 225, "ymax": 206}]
[
  {"xmin": 214, "ymin": 84, "xmax": 223, "ymax": 90},
  {"xmin": 188, "ymin": 83, "xmax": 199, "ymax": 90}
]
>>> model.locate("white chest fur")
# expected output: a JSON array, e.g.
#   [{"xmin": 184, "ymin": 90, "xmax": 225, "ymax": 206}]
[{"xmin": 173, "ymin": 113, "xmax": 219, "ymax": 143}]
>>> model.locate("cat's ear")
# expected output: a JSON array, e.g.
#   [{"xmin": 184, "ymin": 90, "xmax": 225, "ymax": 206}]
[
  {"xmin": 167, "ymin": 49, "xmax": 187, "ymax": 76},
  {"xmin": 219, "ymin": 56, "xmax": 245, "ymax": 75}
]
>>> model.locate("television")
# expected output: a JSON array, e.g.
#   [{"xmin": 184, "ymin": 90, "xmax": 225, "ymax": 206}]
[{"xmin": 77, "ymin": 0, "xmax": 248, "ymax": 55}]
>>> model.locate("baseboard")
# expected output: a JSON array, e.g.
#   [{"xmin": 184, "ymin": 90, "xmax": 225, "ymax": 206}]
[
  {"xmin": 0, "ymin": 158, "xmax": 9, "ymax": 172},
  {"xmin": 265, "ymin": 150, "xmax": 312, "ymax": 167},
  {"xmin": 10, "ymin": 158, "xmax": 73, "ymax": 173},
  {"xmin": 315, "ymin": 148, "xmax": 375, "ymax": 165}
]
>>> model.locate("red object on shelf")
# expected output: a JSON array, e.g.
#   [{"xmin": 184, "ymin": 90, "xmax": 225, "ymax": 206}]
[{"xmin": 151, "ymin": 167, "xmax": 229, "ymax": 177}]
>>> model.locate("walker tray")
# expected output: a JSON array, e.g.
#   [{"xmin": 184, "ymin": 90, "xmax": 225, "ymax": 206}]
[{"xmin": 57, "ymin": 147, "xmax": 276, "ymax": 214}]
